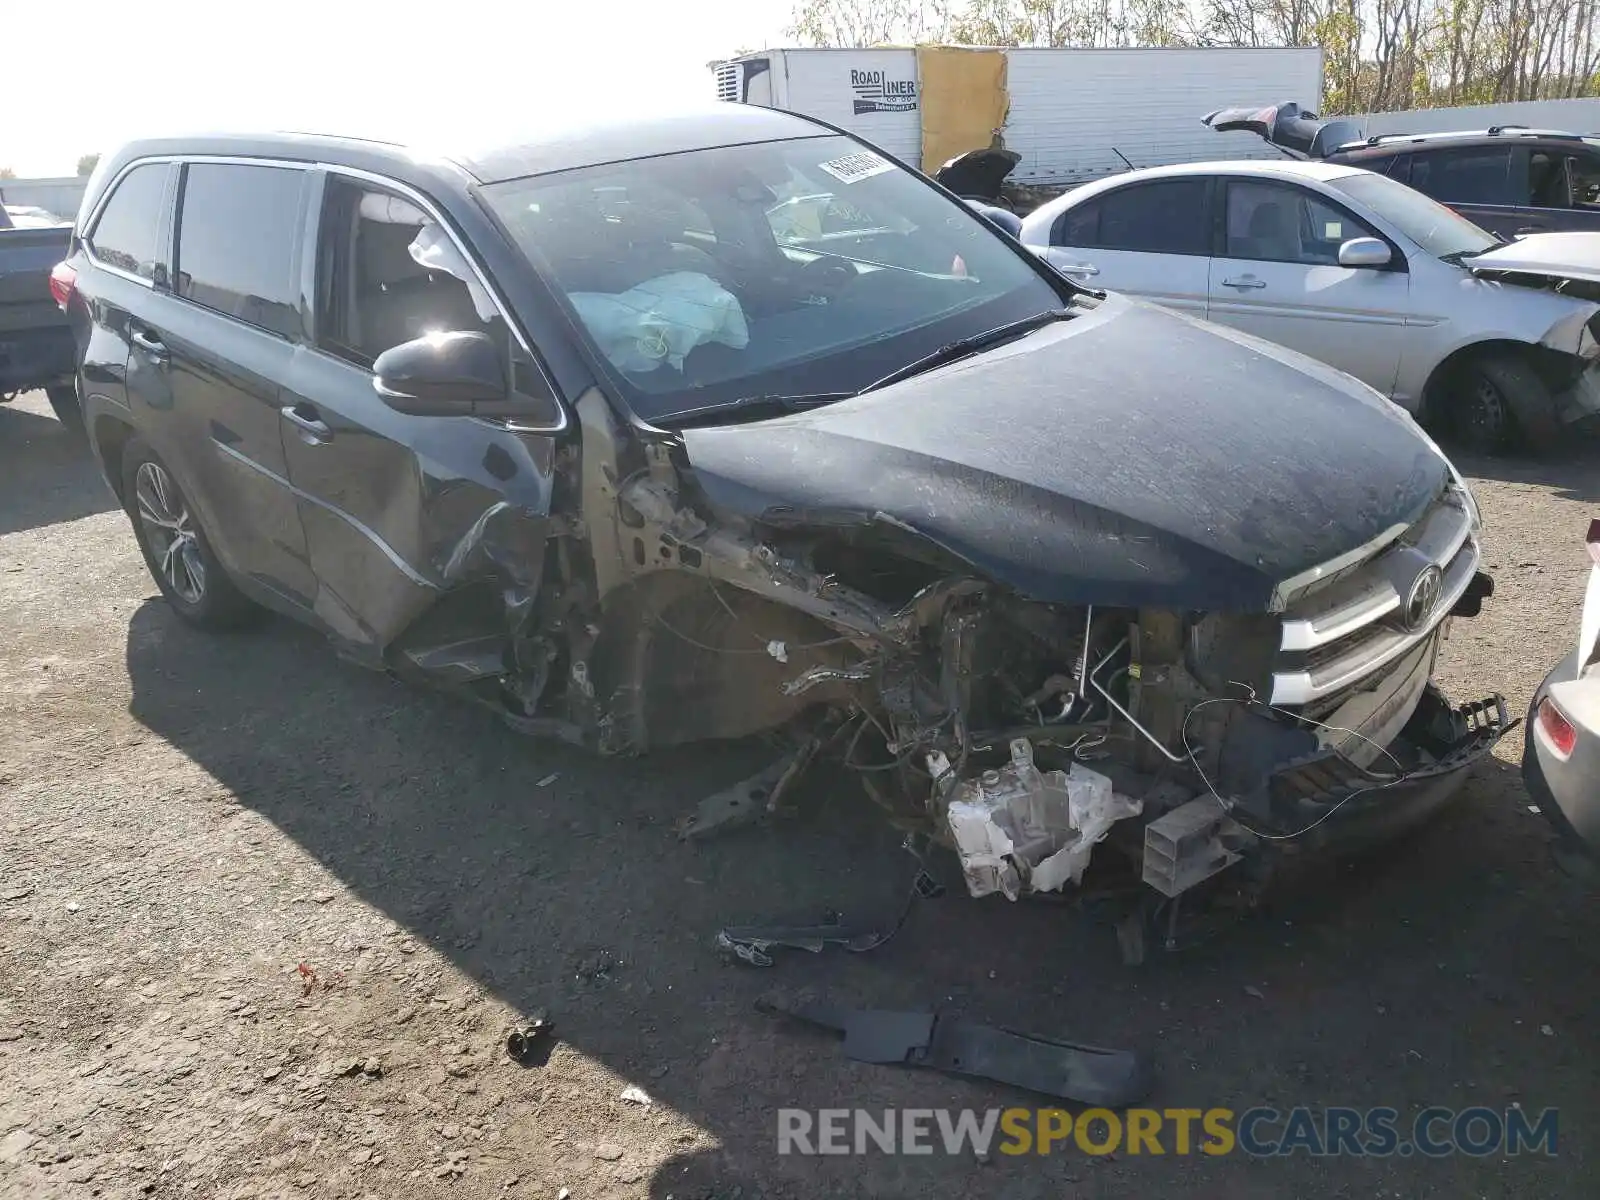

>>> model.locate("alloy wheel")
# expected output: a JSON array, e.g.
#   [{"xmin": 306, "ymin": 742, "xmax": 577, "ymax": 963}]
[{"xmin": 134, "ymin": 461, "xmax": 206, "ymax": 605}]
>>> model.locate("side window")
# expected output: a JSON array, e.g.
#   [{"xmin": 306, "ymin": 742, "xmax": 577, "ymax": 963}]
[
  {"xmin": 1382, "ymin": 155, "xmax": 1412, "ymax": 183},
  {"xmin": 1087, "ymin": 180, "xmax": 1209, "ymax": 255},
  {"xmin": 1408, "ymin": 148, "xmax": 1519, "ymax": 205},
  {"xmin": 87, "ymin": 163, "xmax": 168, "ymax": 281},
  {"xmin": 1224, "ymin": 181, "xmax": 1380, "ymax": 265},
  {"xmin": 1570, "ymin": 153, "xmax": 1600, "ymax": 209},
  {"xmin": 1052, "ymin": 198, "xmax": 1101, "ymax": 247},
  {"xmin": 316, "ymin": 177, "xmax": 499, "ymax": 368},
  {"xmin": 175, "ymin": 163, "xmax": 306, "ymax": 339}
]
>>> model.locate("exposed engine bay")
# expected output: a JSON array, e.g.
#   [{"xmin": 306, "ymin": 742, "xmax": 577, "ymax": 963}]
[{"xmin": 384, "ymin": 384, "xmax": 1510, "ymax": 935}]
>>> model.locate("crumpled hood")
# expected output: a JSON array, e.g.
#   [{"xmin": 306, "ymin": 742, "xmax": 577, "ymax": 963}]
[
  {"xmin": 1467, "ymin": 231, "xmax": 1600, "ymax": 284},
  {"xmin": 679, "ymin": 294, "xmax": 1449, "ymax": 611}
]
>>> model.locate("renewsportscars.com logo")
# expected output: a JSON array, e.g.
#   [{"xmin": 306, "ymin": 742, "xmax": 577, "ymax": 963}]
[{"xmin": 777, "ymin": 1106, "xmax": 1558, "ymax": 1158}]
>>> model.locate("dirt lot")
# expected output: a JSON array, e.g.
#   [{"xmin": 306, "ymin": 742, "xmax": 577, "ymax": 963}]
[{"xmin": 2, "ymin": 387, "xmax": 1598, "ymax": 1200}]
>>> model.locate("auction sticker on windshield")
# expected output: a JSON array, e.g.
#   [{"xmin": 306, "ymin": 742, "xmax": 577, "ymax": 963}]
[{"xmin": 818, "ymin": 151, "xmax": 895, "ymax": 185}]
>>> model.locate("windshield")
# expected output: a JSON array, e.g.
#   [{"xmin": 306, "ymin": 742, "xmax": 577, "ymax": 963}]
[
  {"xmin": 1326, "ymin": 171, "xmax": 1499, "ymax": 261},
  {"xmin": 482, "ymin": 134, "xmax": 1063, "ymax": 421}
]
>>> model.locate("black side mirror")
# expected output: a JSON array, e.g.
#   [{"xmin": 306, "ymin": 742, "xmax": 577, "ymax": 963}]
[{"xmin": 373, "ymin": 330, "xmax": 507, "ymax": 416}]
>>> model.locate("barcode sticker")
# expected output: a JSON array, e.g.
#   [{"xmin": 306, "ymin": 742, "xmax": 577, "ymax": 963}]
[{"xmin": 817, "ymin": 151, "xmax": 894, "ymax": 185}]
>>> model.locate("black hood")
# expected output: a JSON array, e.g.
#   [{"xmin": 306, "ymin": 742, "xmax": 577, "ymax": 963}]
[{"xmin": 678, "ymin": 295, "xmax": 1449, "ymax": 612}]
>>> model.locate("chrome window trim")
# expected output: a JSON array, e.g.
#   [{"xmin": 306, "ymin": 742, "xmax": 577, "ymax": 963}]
[
  {"xmin": 80, "ymin": 159, "xmax": 173, "ymax": 289},
  {"xmin": 315, "ymin": 162, "xmax": 568, "ymax": 436}
]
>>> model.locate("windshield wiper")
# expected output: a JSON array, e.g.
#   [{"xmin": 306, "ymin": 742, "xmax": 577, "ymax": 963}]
[
  {"xmin": 664, "ymin": 392, "xmax": 854, "ymax": 429},
  {"xmin": 859, "ymin": 309, "xmax": 1074, "ymax": 395}
]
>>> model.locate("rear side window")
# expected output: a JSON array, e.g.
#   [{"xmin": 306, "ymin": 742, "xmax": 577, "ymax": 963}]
[
  {"xmin": 1408, "ymin": 148, "xmax": 1519, "ymax": 205},
  {"xmin": 1061, "ymin": 180, "xmax": 1210, "ymax": 255},
  {"xmin": 175, "ymin": 163, "xmax": 307, "ymax": 339},
  {"xmin": 88, "ymin": 163, "xmax": 168, "ymax": 281}
]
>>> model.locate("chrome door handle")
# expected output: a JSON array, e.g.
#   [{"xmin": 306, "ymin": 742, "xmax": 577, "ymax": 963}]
[
  {"xmin": 281, "ymin": 403, "xmax": 332, "ymax": 444},
  {"xmin": 130, "ymin": 327, "xmax": 168, "ymax": 361},
  {"xmin": 1222, "ymin": 277, "xmax": 1267, "ymax": 290},
  {"xmin": 1056, "ymin": 262, "xmax": 1099, "ymax": 277}
]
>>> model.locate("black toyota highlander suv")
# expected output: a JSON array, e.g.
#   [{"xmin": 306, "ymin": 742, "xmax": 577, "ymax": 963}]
[{"xmin": 55, "ymin": 105, "xmax": 1507, "ymax": 922}]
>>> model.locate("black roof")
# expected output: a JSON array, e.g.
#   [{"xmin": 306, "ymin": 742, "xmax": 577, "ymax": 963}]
[
  {"xmin": 1330, "ymin": 127, "xmax": 1598, "ymax": 159},
  {"xmin": 92, "ymin": 105, "xmax": 835, "ymax": 193}
]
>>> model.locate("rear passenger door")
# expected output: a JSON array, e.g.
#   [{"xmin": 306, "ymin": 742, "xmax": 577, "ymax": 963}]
[
  {"xmin": 1039, "ymin": 178, "xmax": 1211, "ymax": 316},
  {"xmin": 120, "ymin": 160, "xmax": 317, "ymax": 607},
  {"xmin": 1399, "ymin": 146, "xmax": 1529, "ymax": 238},
  {"xmin": 279, "ymin": 171, "xmax": 561, "ymax": 660},
  {"xmin": 150, "ymin": 161, "xmax": 318, "ymax": 606}
]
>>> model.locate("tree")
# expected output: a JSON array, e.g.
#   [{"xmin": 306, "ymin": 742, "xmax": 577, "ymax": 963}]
[
  {"xmin": 76, "ymin": 154, "xmax": 100, "ymax": 177},
  {"xmin": 785, "ymin": 0, "xmax": 1600, "ymax": 112}
]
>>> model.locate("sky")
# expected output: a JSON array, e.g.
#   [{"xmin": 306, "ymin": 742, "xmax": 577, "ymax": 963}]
[{"xmin": 4, "ymin": 0, "xmax": 794, "ymax": 177}]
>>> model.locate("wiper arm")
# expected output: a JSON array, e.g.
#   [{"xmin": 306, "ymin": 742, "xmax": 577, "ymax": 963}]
[
  {"xmin": 664, "ymin": 392, "xmax": 854, "ymax": 429},
  {"xmin": 859, "ymin": 309, "xmax": 1074, "ymax": 395}
]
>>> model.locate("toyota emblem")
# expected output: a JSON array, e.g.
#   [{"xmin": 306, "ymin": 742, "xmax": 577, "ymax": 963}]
[{"xmin": 1402, "ymin": 565, "xmax": 1444, "ymax": 633}]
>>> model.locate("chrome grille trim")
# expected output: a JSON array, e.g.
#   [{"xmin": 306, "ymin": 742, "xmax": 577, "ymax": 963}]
[{"xmin": 1270, "ymin": 488, "xmax": 1478, "ymax": 707}]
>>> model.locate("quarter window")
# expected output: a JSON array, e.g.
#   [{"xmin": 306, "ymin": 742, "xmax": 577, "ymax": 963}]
[
  {"xmin": 87, "ymin": 163, "xmax": 168, "ymax": 281},
  {"xmin": 1057, "ymin": 180, "xmax": 1210, "ymax": 255},
  {"xmin": 175, "ymin": 163, "xmax": 307, "ymax": 339}
]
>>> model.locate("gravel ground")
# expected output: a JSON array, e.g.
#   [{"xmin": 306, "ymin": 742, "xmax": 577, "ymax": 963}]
[{"xmin": 2, "ymin": 387, "xmax": 1598, "ymax": 1200}]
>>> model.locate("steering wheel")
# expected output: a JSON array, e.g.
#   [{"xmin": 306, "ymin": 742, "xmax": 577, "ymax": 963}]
[{"xmin": 797, "ymin": 256, "xmax": 859, "ymax": 300}]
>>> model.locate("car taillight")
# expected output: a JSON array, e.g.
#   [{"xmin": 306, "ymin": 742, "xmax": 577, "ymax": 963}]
[
  {"xmin": 49, "ymin": 261, "xmax": 77, "ymax": 311},
  {"xmin": 1537, "ymin": 697, "xmax": 1577, "ymax": 759},
  {"xmin": 1588, "ymin": 518, "xmax": 1599, "ymax": 568}
]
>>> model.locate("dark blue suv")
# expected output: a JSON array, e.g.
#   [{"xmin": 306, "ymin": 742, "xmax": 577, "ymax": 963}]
[{"xmin": 1207, "ymin": 103, "xmax": 1600, "ymax": 240}]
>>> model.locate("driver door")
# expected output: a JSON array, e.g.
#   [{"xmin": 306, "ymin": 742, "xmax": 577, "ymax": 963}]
[
  {"xmin": 280, "ymin": 170, "xmax": 559, "ymax": 659},
  {"xmin": 1206, "ymin": 178, "xmax": 1410, "ymax": 398}
]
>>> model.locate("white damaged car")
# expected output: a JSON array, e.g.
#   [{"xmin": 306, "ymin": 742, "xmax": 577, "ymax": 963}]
[{"xmin": 1018, "ymin": 161, "xmax": 1600, "ymax": 453}]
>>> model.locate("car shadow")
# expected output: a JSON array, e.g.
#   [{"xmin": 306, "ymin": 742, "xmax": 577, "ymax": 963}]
[
  {"xmin": 1447, "ymin": 436, "xmax": 1600, "ymax": 504},
  {"xmin": 121, "ymin": 598, "xmax": 1600, "ymax": 1198},
  {"xmin": 0, "ymin": 396, "xmax": 116, "ymax": 535}
]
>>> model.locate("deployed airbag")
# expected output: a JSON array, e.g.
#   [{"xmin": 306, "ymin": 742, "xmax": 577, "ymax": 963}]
[{"xmin": 569, "ymin": 272, "xmax": 749, "ymax": 374}]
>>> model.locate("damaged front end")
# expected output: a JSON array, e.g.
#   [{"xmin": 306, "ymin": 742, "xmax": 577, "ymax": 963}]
[{"xmin": 521, "ymin": 387, "xmax": 1510, "ymax": 923}]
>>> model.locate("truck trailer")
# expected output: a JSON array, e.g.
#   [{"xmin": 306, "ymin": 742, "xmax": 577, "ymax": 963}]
[{"xmin": 712, "ymin": 45, "xmax": 1325, "ymax": 188}]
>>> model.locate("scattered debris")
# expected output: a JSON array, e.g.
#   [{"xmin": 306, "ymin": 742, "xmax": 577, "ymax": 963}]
[
  {"xmin": 361, "ymin": 1056, "xmax": 383, "ymax": 1076},
  {"xmin": 536, "ymin": 773, "xmax": 560, "ymax": 787},
  {"xmin": 262, "ymin": 1067, "xmax": 282, "ymax": 1081},
  {"xmin": 1244, "ymin": 985, "xmax": 1265, "ymax": 999},
  {"xmin": 619, "ymin": 1084, "xmax": 652, "ymax": 1106},
  {"xmin": 65, "ymin": 901, "xmax": 80, "ymax": 913},
  {"xmin": 297, "ymin": 963, "xmax": 318, "ymax": 996},
  {"xmin": 1, "ymin": 886, "xmax": 32, "ymax": 901},
  {"xmin": 758, "ymin": 993, "xmax": 1152, "ymax": 1106},
  {"xmin": 594, "ymin": 1143, "xmax": 624, "ymax": 1161},
  {"xmin": 558, "ymin": 1188, "xmax": 571, "ymax": 1199},
  {"xmin": 311, "ymin": 893, "xmax": 334, "ymax": 905},
  {"xmin": 717, "ymin": 913, "xmax": 889, "ymax": 968},
  {"xmin": 1541, "ymin": 1024, "xmax": 1555, "ymax": 1036},
  {"xmin": 506, "ymin": 1010, "xmax": 556, "ymax": 1066},
  {"xmin": 0, "ymin": 1028, "xmax": 23, "ymax": 1042}
]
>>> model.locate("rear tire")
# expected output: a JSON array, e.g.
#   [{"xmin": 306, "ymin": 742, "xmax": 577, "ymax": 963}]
[
  {"xmin": 120, "ymin": 436, "xmax": 259, "ymax": 631},
  {"xmin": 1450, "ymin": 352, "xmax": 1557, "ymax": 455},
  {"xmin": 45, "ymin": 384, "xmax": 85, "ymax": 438}
]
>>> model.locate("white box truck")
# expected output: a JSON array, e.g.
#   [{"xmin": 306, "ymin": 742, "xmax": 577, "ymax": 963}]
[{"xmin": 712, "ymin": 45, "xmax": 1325, "ymax": 188}]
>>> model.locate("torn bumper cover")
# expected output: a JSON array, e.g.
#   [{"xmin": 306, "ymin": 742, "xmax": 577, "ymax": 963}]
[{"xmin": 759, "ymin": 994, "xmax": 1154, "ymax": 1107}]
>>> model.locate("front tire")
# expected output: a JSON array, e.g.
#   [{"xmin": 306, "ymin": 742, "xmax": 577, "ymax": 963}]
[
  {"xmin": 121, "ymin": 437, "xmax": 258, "ymax": 630},
  {"xmin": 1451, "ymin": 352, "xmax": 1557, "ymax": 455}
]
